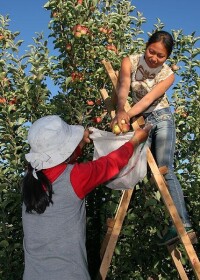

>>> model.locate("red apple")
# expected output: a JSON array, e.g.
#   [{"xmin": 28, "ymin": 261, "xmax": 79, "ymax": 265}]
[
  {"xmin": 74, "ymin": 31, "xmax": 82, "ymax": 38},
  {"xmin": 87, "ymin": 100, "xmax": 94, "ymax": 106},
  {"xmin": 0, "ymin": 97, "xmax": 6, "ymax": 104},
  {"xmin": 73, "ymin": 24, "xmax": 82, "ymax": 32},
  {"xmin": 80, "ymin": 27, "xmax": 88, "ymax": 35},
  {"xmin": 0, "ymin": 34, "xmax": 4, "ymax": 40},
  {"xmin": 52, "ymin": 12, "xmax": 58, "ymax": 18},
  {"xmin": 99, "ymin": 27, "xmax": 107, "ymax": 34},
  {"xmin": 66, "ymin": 44, "xmax": 72, "ymax": 51},
  {"xmin": 71, "ymin": 72, "xmax": 76, "ymax": 81},
  {"xmin": 181, "ymin": 112, "xmax": 188, "ymax": 118},
  {"xmin": 77, "ymin": 0, "xmax": 83, "ymax": 4},
  {"xmin": 95, "ymin": 99, "xmax": 101, "ymax": 105},
  {"xmin": 106, "ymin": 44, "xmax": 117, "ymax": 53},
  {"xmin": 9, "ymin": 97, "xmax": 17, "ymax": 105},
  {"xmin": 121, "ymin": 123, "xmax": 130, "ymax": 133},
  {"xmin": 93, "ymin": 117, "xmax": 102, "ymax": 123},
  {"xmin": 112, "ymin": 124, "xmax": 121, "ymax": 135},
  {"xmin": 71, "ymin": 72, "xmax": 84, "ymax": 82}
]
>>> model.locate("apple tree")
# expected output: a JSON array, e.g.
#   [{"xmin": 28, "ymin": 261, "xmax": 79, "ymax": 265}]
[{"xmin": 0, "ymin": 15, "xmax": 55, "ymax": 279}]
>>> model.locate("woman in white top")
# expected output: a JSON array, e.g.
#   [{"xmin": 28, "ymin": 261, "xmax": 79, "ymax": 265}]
[{"xmin": 111, "ymin": 30, "xmax": 194, "ymax": 245}]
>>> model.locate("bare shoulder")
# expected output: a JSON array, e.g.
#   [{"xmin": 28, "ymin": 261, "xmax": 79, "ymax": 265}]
[
  {"xmin": 120, "ymin": 56, "xmax": 131, "ymax": 74},
  {"xmin": 121, "ymin": 56, "xmax": 131, "ymax": 66}
]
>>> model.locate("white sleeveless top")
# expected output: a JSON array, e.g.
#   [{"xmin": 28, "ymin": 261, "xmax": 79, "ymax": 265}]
[{"xmin": 129, "ymin": 54, "xmax": 173, "ymax": 113}]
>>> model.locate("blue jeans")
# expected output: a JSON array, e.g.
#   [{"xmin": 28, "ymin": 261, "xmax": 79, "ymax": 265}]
[{"xmin": 143, "ymin": 107, "xmax": 191, "ymax": 227}]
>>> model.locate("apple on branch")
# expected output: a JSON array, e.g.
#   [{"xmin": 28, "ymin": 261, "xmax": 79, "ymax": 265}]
[
  {"xmin": 106, "ymin": 44, "xmax": 118, "ymax": 53},
  {"xmin": 74, "ymin": 31, "xmax": 82, "ymax": 38},
  {"xmin": 95, "ymin": 99, "xmax": 101, "ymax": 105},
  {"xmin": 0, "ymin": 97, "xmax": 6, "ymax": 104},
  {"xmin": 9, "ymin": 97, "xmax": 17, "ymax": 105},
  {"xmin": 93, "ymin": 117, "xmax": 102, "ymax": 123},
  {"xmin": 87, "ymin": 100, "xmax": 94, "ymax": 106},
  {"xmin": 99, "ymin": 27, "xmax": 107, "ymax": 34},
  {"xmin": 80, "ymin": 27, "xmax": 88, "ymax": 35},
  {"xmin": 77, "ymin": 0, "xmax": 83, "ymax": 4},
  {"xmin": 66, "ymin": 44, "xmax": 72, "ymax": 51}
]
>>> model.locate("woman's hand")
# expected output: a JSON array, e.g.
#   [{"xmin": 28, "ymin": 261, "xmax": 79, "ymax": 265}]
[
  {"xmin": 129, "ymin": 124, "xmax": 152, "ymax": 147},
  {"xmin": 79, "ymin": 129, "xmax": 92, "ymax": 148},
  {"xmin": 111, "ymin": 110, "xmax": 130, "ymax": 131}
]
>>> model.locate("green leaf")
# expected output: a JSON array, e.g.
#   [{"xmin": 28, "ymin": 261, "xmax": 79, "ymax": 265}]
[{"xmin": 0, "ymin": 240, "xmax": 9, "ymax": 248}]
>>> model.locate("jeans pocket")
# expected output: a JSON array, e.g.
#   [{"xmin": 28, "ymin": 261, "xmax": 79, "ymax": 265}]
[{"xmin": 159, "ymin": 113, "xmax": 172, "ymax": 121}]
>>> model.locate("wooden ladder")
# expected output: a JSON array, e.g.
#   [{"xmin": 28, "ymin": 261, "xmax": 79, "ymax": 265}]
[{"xmin": 96, "ymin": 60, "xmax": 200, "ymax": 280}]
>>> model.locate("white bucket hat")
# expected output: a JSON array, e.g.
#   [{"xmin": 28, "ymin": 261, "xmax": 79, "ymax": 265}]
[{"xmin": 25, "ymin": 115, "xmax": 84, "ymax": 172}]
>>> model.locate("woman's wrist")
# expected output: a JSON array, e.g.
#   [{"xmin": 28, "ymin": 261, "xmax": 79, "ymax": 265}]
[
  {"xmin": 127, "ymin": 109, "xmax": 134, "ymax": 119},
  {"xmin": 129, "ymin": 136, "xmax": 140, "ymax": 147},
  {"xmin": 117, "ymin": 106, "xmax": 125, "ymax": 112}
]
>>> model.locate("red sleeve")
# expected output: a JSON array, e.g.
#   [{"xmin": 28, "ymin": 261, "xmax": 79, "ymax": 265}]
[
  {"xmin": 70, "ymin": 142, "xmax": 134, "ymax": 199},
  {"xmin": 68, "ymin": 145, "xmax": 82, "ymax": 164}
]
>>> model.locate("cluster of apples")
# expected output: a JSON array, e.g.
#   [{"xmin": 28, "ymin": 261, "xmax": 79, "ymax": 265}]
[
  {"xmin": 99, "ymin": 27, "xmax": 112, "ymax": 35},
  {"xmin": 106, "ymin": 44, "xmax": 118, "ymax": 54},
  {"xmin": 175, "ymin": 108, "xmax": 188, "ymax": 118},
  {"xmin": 0, "ymin": 96, "xmax": 17, "ymax": 105},
  {"xmin": 73, "ymin": 24, "xmax": 89, "ymax": 38},
  {"xmin": 86, "ymin": 99, "xmax": 101, "ymax": 106},
  {"xmin": 71, "ymin": 72, "xmax": 84, "ymax": 82},
  {"xmin": 112, "ymin": 120, "xmax": 130, "ymax": 135}
]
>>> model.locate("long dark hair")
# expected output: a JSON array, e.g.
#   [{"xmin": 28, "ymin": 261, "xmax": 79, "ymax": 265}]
[
  {"xmin": 22, "ymin": 164, "xmax": 53, "ymax": 214},
  {"xmin": 147, "ymin": 30, "xmax": 174, "ymax": 57}
]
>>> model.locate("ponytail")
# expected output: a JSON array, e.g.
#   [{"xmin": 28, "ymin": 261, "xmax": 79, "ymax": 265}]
[{"xmin": 22, "ymin": 164, "xmax": 53, "ymax": 214}]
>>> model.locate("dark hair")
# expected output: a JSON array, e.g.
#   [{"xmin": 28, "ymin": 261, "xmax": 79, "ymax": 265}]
[
  {"xmin": 22, "ymin": 164, "xmax": 53, "ymax": 214},
  {"xmin": 146, "ymin": 30, "xmax": 174, "ymax": 57}
]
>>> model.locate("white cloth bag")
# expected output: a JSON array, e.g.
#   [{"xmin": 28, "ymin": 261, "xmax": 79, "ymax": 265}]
[{"xmin": 90, "ymin": 128, "xmax": 148, "ymax": 190}]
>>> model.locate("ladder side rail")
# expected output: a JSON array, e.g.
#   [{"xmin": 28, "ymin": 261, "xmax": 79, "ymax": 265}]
[{"xmin": 97, "ymin": 189, "xmax": 133, "ymax": 280}]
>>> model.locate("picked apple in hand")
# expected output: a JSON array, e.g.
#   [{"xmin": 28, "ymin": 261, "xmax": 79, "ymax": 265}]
[
  {"xmin": 112, "ymin": 124, "xmax": 121, "ymax": 135},
  {"xmin": 112, "ymin": 120, "xmax": 130, "ymax": 135},
  {"xmin": 121, "ymin": 119, "xmax": 130, "ymax": 133}
]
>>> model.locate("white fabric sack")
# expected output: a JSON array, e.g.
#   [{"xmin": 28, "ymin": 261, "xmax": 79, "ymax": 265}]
[{"xmin": 89, "ymin": 128, "xmax": 148, "ymax": 190}]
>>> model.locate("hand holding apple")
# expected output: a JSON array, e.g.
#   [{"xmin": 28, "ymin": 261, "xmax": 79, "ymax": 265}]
[
  {"xmin": 110, "ymin": 110, "xmax": 130, "ymax": 131},
  {"xmin": 112, "ymin": 119, "xmax": 130, "ymax": 135},
  {"xmin": 121, "ymin": 120, "xmax": 130, "ymax": 133}
]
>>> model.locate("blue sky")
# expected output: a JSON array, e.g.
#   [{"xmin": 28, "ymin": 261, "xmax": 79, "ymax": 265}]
[
  {"xmin": 132, "ymin": 0, "xmax": 199, "ymax": 37},
  {"xmin": 1, "ymin": 0, "xmax": 199, "ymax": 50}
]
